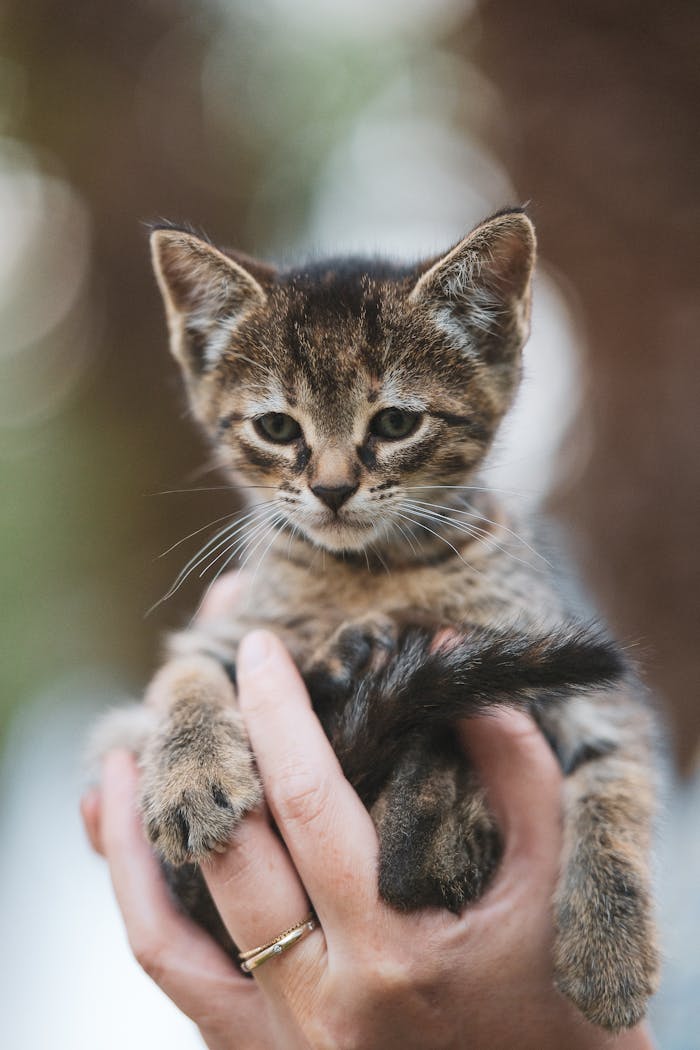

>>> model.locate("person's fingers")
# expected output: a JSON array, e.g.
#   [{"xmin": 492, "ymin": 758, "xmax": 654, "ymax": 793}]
[
  {"xmin": 457, "ymin": 710, "xmax": 563, "ymax": 898},
  {"xmin": 80, "ymin": 787, "xmax": 103, "ymax": 855},
  {"xmin": 236, "ymin": 630, "xmax": 379, "ymax": 930},
  {"xmin": 198, "ymin": 570, "xmax": 249, "ymax": 623},
  {"xmin": 202, "ymin": 807, "xmax": 325, "ymax": 987},
  {"xmin": 99, "ymin": 750, "xmax": 267, "ymax": 1033}
]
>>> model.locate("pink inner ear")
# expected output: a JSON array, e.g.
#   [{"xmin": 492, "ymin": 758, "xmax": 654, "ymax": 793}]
[
  {"xmin": 468, "ymin": 219, "xmax": 536, "ymax": 298},
  {"xmin": 410, "ymin": 213, "xmax": 536, "ymax": 307},
  {"xmin": 151, "ymin": 229, "xmax": 267, "ymax": 319}
]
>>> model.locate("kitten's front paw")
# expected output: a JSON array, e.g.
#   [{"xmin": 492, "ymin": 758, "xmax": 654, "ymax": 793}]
[
  {"xmin": 306, "ymin": 613, "xmax": 398, "ymax": 699},
  {"xmin": 554, "ymin": 855, "xmax": 659, "ymax": 1031},
  {"xmin": 140, "ymin": 705, "xmax": 262, "ymax": 866}
]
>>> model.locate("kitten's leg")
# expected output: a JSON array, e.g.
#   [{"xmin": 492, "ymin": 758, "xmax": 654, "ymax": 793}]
[
  {"xmin": 536, "ymin": 691, "xmax": 659, "ymax": 1031},
  {"xmin": 85, "ymin": 702, "xmax": 158, "ymax": 780},
  {"xmin": 372, "ymin": 740, "xmax": 501, "ymax": 912},
  {"xmin": 304, "ymin": 613, "xmax": 398, "ymax": 727},
  {"xmin": 140, "ymin": 655, "xmax": 262, "ymax": 866}
]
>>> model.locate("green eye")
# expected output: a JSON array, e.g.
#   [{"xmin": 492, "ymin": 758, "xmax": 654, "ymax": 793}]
[
  {"xmin": 369, "ymin": 408, "xmax": 422, "ymax": 441},
  {"xmin": 254, "ymin": 413, "xmax": 303, "ymax": 444}
]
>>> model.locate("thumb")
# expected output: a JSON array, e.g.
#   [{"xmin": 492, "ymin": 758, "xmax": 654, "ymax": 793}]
[{"xmin": 457, "ymin": 709, "xmax": 563, "ymax": 873}]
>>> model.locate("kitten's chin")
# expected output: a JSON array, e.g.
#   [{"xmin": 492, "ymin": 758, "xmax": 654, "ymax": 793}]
[{"xmin": 302, "ymin": 518, "xmax": 382, "ymax": 554}]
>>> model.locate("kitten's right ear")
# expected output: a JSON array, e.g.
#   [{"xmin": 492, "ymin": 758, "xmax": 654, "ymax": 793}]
[
  {"xmin": 150, "ymin": 228, "xmax": 271, "ymax": 376},
  {"xmin": 409, "ymin": 211, "xmax": 536, "ymax": 399}
]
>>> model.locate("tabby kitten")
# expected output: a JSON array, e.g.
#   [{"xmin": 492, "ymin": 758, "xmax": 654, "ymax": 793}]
[{"xmin": 96, "ymin": 209, "xmax": 658, "ymax": 1032}]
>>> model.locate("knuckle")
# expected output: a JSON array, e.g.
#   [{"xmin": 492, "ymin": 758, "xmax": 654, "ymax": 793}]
[
  {"xmin": 367, "ymin": 953, "xmax": 415, "ymax": 998},
  {"xmin": 272, "ymin": 762, "xmax": 332, "ymax": 829},
  {"xmin": 216, "ymin": 829, "xmax": 261, "ymax": 886},
  {"xmin": 131, "ymin": 935, "xmax": 169, "ymax": 984}
]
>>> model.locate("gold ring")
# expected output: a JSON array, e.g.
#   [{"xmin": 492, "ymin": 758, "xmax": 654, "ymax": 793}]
[{"xmin": 238, "ymin": 913, "xmax": 318, "ymax": 973}]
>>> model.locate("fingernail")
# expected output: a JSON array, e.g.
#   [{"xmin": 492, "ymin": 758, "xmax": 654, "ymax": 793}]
[{"xmin": 239, "ymin": 630, "xmax": 273, "ymax": 673}]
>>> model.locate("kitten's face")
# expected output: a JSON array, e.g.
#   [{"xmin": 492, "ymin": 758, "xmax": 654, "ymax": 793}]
[{"xmin": 151, "ymin": 213, "xmax": 535, "ymax": 554}]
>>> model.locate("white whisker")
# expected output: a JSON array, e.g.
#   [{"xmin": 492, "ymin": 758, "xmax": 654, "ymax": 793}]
[
  {"xmin": 153, "ymin": 484, "xmax": 277, "ymax": 496},
  {"xmin": 391, "ymin": 515, "xmax": 419, "ymax": 557},
  {"xmin": 192, "ymin": 513, "xmax": 286, "ymax": 623},
  {"xmin": 196, "ymin": 508, "xmax": 281, "ymax": 579},
  {"xmin": 368, "ymin": 541, "xmax": 390, "ymax": 575},
  {"xmin": 237, "ymin": 514, "xmax": 287, "ymax": 575},
  {"xmin": 148, "ymin": 501, "xmax": 280, "ymax": 613},
  {"xmin": 158, "ymin": 510, "xmax": 240, "ymax": 558},
  {"xmin": 393, "ymin": 510, "xmax": 483, "ymax": 575},
  {"xmin": 180, "ymin": 504, "xmax": 276, "ymax": 583},
  {"xmin": 249, "ymin": 518, "xmax": 285, "ymax": 590},
  {"xmin": 404, "ymin": 495, "xmax": 550, "ymax": 567},
  {"xmin": 402, "ymin": 500, "xmax": 543, "ymax": 574},
  {"xmin": 403, "ymin": 483, "xmax": 526, "ymax": 499}
]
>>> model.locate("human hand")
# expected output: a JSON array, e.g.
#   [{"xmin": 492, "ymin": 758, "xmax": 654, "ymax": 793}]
[{"xmin": 81, "ymin": 578, "xmax": 654, "ymax": 1050}]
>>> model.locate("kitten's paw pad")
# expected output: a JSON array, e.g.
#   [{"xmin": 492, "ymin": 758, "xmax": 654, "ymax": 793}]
[
  {"xmin": 555, "ymin": 859, "xmax": 658, "ymax": 1031},
  {"xmin": 141, "ymin": 758, "xmax": 262, "ymax": 866}
]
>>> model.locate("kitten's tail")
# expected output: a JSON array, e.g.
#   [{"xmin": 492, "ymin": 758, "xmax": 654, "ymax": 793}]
[{"xmin": 324, "ymin": 622, "xmax": 626, "ymax": 804}]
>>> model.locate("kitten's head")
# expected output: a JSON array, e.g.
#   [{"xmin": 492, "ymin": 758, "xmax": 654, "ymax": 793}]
[{"xmin": 151, "ymin": 210, "xmax": 535, "ymax": 554}]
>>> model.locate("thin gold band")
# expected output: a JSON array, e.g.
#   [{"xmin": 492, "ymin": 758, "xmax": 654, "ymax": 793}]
[
  {"xmin": 239, "ymin": 913, "xmax": 317, "ymax": 973},
  {"xmin": 238, "ymin": 912, "xmax": 316, "ymax": 961}
]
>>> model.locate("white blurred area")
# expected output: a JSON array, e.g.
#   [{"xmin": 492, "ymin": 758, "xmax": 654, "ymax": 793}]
[
  {"xmin": 1, "ymin": 1, "xmax": 686, "ymax": 1047},
  {"xmin": 0, "ymin": 139, "xmax": 95, "ymax": 435},
  {"xmin": 0, "ymin": 678, "xmax": 203, "ymax": 1050}
]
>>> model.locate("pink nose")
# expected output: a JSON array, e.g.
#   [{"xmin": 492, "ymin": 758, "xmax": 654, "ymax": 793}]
[{"xmin": 311, "ymin": 483, "xmax": 358, "ymax": 513}]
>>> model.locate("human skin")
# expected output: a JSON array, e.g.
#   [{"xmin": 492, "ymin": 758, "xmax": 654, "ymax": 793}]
[{"xmin": 81, "ymin": 576, "xmax": 655, "ymax": 1050}]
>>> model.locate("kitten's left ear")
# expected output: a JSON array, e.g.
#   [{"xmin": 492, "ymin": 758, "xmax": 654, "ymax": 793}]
[
  {"xmin": 150, "ymin": 227, "xmax": 273, "ymax": 377},
  {"xmin": 410, "ymin": 210, "xmax": 536, "ymax": 374}
]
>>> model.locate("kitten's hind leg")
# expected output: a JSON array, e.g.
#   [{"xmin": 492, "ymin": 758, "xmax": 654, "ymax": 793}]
[
  {"xmin": 373, "ymin": 740, "xmax": 501, "ymax": 913},
  {"xmin": 537, "ymin": 691, "xmax": 659, "ymax": 1031}
]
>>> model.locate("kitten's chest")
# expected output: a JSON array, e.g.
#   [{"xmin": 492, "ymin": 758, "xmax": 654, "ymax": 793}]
[
  {"xmin": 239, "ymin": 543, "xmax": 558, "ymax": 664},
  {"xmin": 170, "ymin": 529, "xmax": 558, "ymax": 671}
]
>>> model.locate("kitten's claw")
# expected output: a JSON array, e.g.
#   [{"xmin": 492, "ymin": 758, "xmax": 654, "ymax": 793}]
[
  {"xmin": 141, "ymin": 775, "xmax": 259, "ymax": 865},
  {"xmin": 140, "ymin": 708, "xmax": 262, "ymax": 866}
]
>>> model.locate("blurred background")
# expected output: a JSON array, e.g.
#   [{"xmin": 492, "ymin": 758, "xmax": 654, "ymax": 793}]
[{"xmin": 0, "ymin": 1, "xmax": 697, "ymax": 1046}]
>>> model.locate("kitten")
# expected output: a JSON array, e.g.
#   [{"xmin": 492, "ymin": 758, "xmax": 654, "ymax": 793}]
[{"xmin": 93, "ymin": 209, "xmax": 658, "ymax": 1031}]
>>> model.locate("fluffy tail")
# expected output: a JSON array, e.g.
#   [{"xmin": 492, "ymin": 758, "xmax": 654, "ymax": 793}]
[{"xmin": 319, "ymin": 622, "xmax": 626, "ymax": 805}]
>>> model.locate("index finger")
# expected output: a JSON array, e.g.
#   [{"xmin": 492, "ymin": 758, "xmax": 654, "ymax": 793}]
[{"xmin": 236, "ymin": 630, "xmax": 380, "ymax": 929}]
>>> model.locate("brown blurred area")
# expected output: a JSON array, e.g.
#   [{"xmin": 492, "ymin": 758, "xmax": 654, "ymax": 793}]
[
  {"xmin": 470, "ymin": 0, "xmax": 700, "ymax": 768},
  {"xmin": 1, "ymin": 2, "xmax": 270, "ymax": 708},
  {"xmin": 0, "ymin": 1, "xmax": 697, "ymax": 767}
]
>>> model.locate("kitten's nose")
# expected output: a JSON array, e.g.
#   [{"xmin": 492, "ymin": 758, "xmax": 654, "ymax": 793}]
[{"xmin": 311, "ymin": 482, "xmax": 358, "ymax": 513}]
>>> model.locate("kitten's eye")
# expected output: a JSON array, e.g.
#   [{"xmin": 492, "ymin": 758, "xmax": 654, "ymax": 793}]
[
  {"xmin": 370, "ymin": 408, "xmax": 422, "ymax": 441},
  {"xmin": 254, "ymin": 413, "xmax": 302, "ymax": 443}
]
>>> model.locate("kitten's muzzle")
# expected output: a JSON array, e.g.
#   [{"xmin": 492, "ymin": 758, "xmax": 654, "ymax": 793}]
[{"xmin": 311, "ymin": 482, "xmax": 358, "ymax": 513}]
